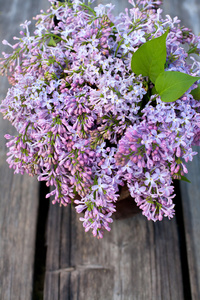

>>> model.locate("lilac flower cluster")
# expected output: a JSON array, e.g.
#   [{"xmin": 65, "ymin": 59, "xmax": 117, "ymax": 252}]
[{"xmin": 1, "ymin": 0, "xmax": 200, "ymax": 238}]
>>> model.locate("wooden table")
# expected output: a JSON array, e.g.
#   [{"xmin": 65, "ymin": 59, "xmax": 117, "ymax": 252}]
[{"xmin": 0, "ymin": 0, "xmax": 200, "ymax": 299}]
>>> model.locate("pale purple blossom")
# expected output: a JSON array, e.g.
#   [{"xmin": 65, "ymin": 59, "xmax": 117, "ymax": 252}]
[{"xmin": 0, "ymin": 0, "xmax": 200, "ymax": 238}]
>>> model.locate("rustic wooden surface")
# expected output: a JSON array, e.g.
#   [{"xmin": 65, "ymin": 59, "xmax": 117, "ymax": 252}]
[
  {"xmin": 44, "ymin": 204, "xmax": 185, "ymax": 300},
  {"xmin": 0, "ymin": 0, "xmax": 200, "ymax": 300},
  {"xmin": 180, "ymin": 149, "xmax": 200, "ymax": 300}
]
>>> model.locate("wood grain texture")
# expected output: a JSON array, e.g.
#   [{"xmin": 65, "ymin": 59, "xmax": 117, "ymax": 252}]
[
  {"xmin": 0, "ymin": 159, "xmax": 39, "ymax": 300},
  {"xmin": 180, "ymin": 149, "xmax": 200, "ymax": 300},
  {"xmin": 0, "ymin": 0, "xmax": 50, "ymax": 299},
  {"xmin": 161, "ymin": 1, "xmax": 200, "ymax": 299},
  {"xmin": 44, "ymin": 203, "xmax": 184, "ymax": 300}
]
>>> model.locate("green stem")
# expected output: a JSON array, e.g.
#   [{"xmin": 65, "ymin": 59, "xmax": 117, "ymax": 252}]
[
  {"xmin": 115, "ymin": 27, "xmax": 136, "ymax": 57},
  {"xmin": 80, "ymin": 3, "xmax": 96, "ymax": 16},
  {"xmin": 187, "ymin": 46, "xmax": 198, "ymax": 55},
  {"xmin": 45, "ymin": 33, "xmax": 66, "ymax": 43}
]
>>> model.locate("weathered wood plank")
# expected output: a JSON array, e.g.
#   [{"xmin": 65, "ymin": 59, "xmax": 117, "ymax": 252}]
[
  {"xmin": 0, "ymin": 159, "xmax": 39, "ymax": 300},
  {"xmin": 44, "ymin": 203, "xmax": 184, "ymax": 300},
  {"xmin": 0, "ymin": 0, "xmax": 50, "ymax": 299},
  {"xmin": 161, "ymin": 1, "xmax": 200, "ymax": 299},
  {"xmin": 179, "ymin": 149, "xmax": 200, "ymax": 300}
]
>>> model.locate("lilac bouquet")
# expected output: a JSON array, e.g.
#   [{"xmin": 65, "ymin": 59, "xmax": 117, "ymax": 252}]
[{"xmin": 1, "ymin": 0, "xmax": 200, "ymax": 238}]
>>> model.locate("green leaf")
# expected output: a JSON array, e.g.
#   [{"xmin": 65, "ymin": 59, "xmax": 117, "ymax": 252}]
[
  {"xmin": 180, "ymin": 176, "xmax": 191, "ymax": 183},
  {"xmin": 151, "ymin": 86, "xmax": 157, "ymax": 95},
  {"xmin": 47, "ymin": 36, "xmax": 57, "ymax": 47},
  {"xmin": 191, "ymin": 83, "xmax": 200, "ymax": 100},
  {"xmin": 155, "ymin": 71, "xmax": 200, "ymax": 102},
  {"xmin": 131, "ymin": 30, "xmax": 168, "ymax": 83}
]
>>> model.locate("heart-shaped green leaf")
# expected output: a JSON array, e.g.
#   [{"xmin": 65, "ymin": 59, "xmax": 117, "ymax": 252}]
[
  {"xmin": 131, "ymin": 30, "xmax": 168, "ymax": 83},
  {"xmin": 191, "ymin": 83, "xmax": 200, "ymax": 100},
  {"xmin": 155, "ymin": 71, "xmax": 200, "ymax": 102}
]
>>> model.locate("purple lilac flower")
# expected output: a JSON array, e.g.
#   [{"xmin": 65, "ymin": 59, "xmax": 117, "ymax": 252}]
[{"xmin": 0, "ymin": 0, "xmax": 200, "ymax": 238}]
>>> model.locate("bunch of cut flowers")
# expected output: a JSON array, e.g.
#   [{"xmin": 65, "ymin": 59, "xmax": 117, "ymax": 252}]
[{"xmin": 1, "ymin": 0, "xmax": 200, "ymax": 238}]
